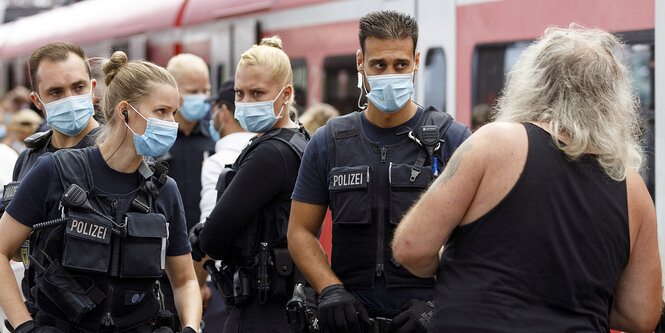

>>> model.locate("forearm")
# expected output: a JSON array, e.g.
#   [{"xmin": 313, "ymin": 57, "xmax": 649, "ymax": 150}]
[
  {"xmin": 0, "ymin": 254, "xmax": 32, "ymax": 328},
  {"xmin": 173, "ymin": 278, "xmax": 202, "ymax": 330},
  {"xmin": 289, "ymin": 228, "xmax": 341, "ymax": 294}
]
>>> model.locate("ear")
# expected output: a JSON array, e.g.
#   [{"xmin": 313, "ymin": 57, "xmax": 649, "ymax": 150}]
[
  {"xmin": 116, "ymin": 100, "xmax": 129, "ymax": 123},
  {"xmin": 282, "ymin": 85, "xmax": 293, "ymax": 105},
  {"xmin": 414, "ymin": 50, "xmax": 421, "ymax": 75},
  {"xmin": 29, "ymin": 91, "xmax": 43, "ymax": 111},
  {"xmin": 90, "ymin": 79, "xmax": 97, "ymax": 98},
  {"xmin": 356, "ymin": 49, "xmax": 364, "ymax": 73}
]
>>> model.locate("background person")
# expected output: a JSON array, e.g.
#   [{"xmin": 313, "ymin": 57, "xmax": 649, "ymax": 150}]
[
  {"xmin": 4, "ymin": 109, "xmax": 42, "ymax": 153},
  {"xmin": 191, "ymin": 36, "xmax": 310, "ymax": 333},
  {"xmin": 0, "ymin": 50, "xmax": 201, "ymax": 333},
  {"xmin": 299, "ymin": 103, "xmax": 339, "ymax": 135},
  {"xmin": 287, "ymin": 10, "xmax": 470, "ymax": 333},
  {"xmin": 392, "ymin": 26, "xmax": 662, "ymax": 332},
  {"xmin": 164, "ymin": 53, "xmax": 216, "ymax": 318}
]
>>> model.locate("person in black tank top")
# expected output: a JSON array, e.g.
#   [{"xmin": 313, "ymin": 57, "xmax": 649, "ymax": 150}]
[{"xmin": 392, "ymin": 26, "xmax": 662, "ymax": 332}]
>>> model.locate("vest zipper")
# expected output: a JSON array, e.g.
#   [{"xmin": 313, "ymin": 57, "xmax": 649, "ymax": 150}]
[
  {"xmin": 102, "ymin": 284, "xmax": 114, "ymax": 326},
  {"xmin": 376, "ymin": 146, "xmax": 388, "ymax": 278}
]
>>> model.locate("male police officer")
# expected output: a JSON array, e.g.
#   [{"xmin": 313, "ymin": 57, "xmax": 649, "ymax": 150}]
[
  {"xmin": 2, "ymin": 41, "xmax": 101, "ymax": 325},
  {"xmin": 198, "ymin": 80, "xmax": 253, "ymax": 332},
  {"xmin": 288, "ymin": 11, "xmax": 471, "ymax": 333},
  {"xmin": 12, "ymin": 42, "xmax": 100, "ymax": 184},
  {"xmin": 164, "ymin": 53, "xmax": 215, "ymax": 315}
]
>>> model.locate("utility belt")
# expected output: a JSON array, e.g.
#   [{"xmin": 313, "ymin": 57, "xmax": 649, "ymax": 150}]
[
  {"xmin": 206, "ymin": 243, "xmax": 296, "ymax": 306},
  {"xmin": 285, "ymin": 284, "xmax": 395, "ymax": 333}
]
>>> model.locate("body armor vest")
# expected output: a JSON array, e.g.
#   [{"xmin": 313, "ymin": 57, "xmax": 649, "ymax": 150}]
[
  {"xmin": 325, "ymin": 107, "xmax": 454, "ymax": 289},
  {"xmin": 29, "ymin": 147, "xmax": 169, "ymax": 332}
]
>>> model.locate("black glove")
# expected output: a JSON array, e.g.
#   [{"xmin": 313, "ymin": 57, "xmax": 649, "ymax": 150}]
[
  {"xmin": 189, "ymin": 223, "xmax": 206, "ymax": 262},
  {"xmin": 390, "ymin": 299, "xmax": 434, "ymax": 333},
  {"xmin": 317, "ymin": 284, "xmax": 369, "ymax": 333},
  {"xmin": 13, "ymin": 320, "xmax": 63, "ymax": 333},
  {"xmin": 180, "ymin": 327, "xmax": 196, "ymax": 333}
]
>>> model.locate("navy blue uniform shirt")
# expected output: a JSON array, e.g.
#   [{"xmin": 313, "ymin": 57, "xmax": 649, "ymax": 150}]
[
  {"xmin": 163, "ymin": 120, "xmax": 215, "ymax": 232},
  {"xmin": 7, "ymin": 147, "xmax": 191, "ymax": 256}
]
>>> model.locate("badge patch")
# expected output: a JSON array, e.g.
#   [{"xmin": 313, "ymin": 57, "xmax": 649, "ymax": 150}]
[
  {"xmin": 329, "ymin": 166, "xmax": 370, "ymax": 191},
  {"xmin": 66, "ymin": 217, "xmax": 111, "ymax": 243}
]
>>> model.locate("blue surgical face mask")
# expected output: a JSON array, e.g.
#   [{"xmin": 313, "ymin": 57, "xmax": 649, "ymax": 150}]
[
  {"xmin": 180, "ymin": 94, "xmax": 210, "ymax": 122},
  {"xmin": 365, "ymin": 69, "xmax": 415, "ymax": 113},
  {"xmin": 209, "ymin": 120, "xmax": 220, "ymax": 142},
  {"xmin": 0, "ymin": 124, "xmax": 7, "ymax": 140},
  {"xmin": 36, "ymin": 88, "xmax": 95, "ymax": 136},
  {"xmin": 234, "ymin": 87, "xmax": 286, "ymax": 133},
  {"xmin": 125, "ymin": 104, "xmax": 179, "ymax": 157}
]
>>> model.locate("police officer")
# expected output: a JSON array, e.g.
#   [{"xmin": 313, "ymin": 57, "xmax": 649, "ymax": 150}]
[
  {"xmin": 190, "ymin": 36, "xmax": 309, "ymax": 333},
  {"xmin": 198, "ymin": 80, "xmax": 254, "ymax": 332},
  {"xmin": 0, "ymin": 51, "xmax": 201, "ymax": 333},
  {"xmin": 287, "ymin": 11, "xmax": 471, "ymax": 333}
]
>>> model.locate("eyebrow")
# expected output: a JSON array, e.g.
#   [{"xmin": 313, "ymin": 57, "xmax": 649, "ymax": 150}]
[{"xmin": 368, "ymin": 58, "xmax": 411, "ymax": 64}]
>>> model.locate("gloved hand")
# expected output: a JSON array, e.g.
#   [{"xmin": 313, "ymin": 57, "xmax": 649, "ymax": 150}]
[
  {"xmin": 189, "ymin": 223, "xmax": 206, "ymax": 262},
  {"xmin": 13, "ymin": 320, "xmax": 63, "ymax": 333},
  {"xmin": 390, "ymin": 299, "xmax": 434, "ymax": 333},
  {"xmin": 317, "ymin": 284, "xmax": 369, "ymax": 333},
  {"xmin": 180, "ymin": 327, "xmax": 196, "ymax": 333}
]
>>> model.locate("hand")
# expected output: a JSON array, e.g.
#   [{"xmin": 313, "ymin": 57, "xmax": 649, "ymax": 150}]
[
  {"xmin": 189, "ymin": 223, "xmax": 206, "ymax": 262},
  {"xmin": 200, "ymin": 283, "xmax": 212, "ymax": 313},
  {"xmin": 13, "ymin": 320, "xmax": 64, "ymax": 333},
  {"xmin": 390, "ymin": 299, "xmax": 434, "ymax": 333},
  {"xmin": 317, "ymin": 284, "xmax": 369, "ymax": 333}
]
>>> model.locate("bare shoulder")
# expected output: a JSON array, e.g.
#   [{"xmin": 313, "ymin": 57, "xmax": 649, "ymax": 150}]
[
  {"xmin": 469, "ymin": 122, "xmax": 528, "ymax": 158},
  {"xmin": 625, "ymin": 169, "xmax": 655, "ymax": 239}
]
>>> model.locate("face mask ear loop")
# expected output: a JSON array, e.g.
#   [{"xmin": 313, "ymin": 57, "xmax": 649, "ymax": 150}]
[
  {"xmin": 357, "ymin": 70, "xmax": 368, "ymax": 110},
  {"xmin": 125, "ymin": 103, "xmax": 148, "ymax": 136}
]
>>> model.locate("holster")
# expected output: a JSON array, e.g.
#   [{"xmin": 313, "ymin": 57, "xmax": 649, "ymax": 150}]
[{"xmin": 33, "ymin": 257, "xmax": 105, "ymax": 323}]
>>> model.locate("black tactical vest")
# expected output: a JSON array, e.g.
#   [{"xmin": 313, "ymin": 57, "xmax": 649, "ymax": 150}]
[
  {"xmin": 30, "ymin": 147, "xmax": 168, "ymax": 332},
  {"xmin": 325, "ymin": 107, "xmax": 454, "ymax": 289},
  {"xmin": 216, "ymin": 127, "xmax": 309, "ymax": 264}
]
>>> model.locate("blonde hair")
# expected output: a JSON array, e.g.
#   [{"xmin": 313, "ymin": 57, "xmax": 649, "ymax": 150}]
[
  {"xmin": 166, "ymin": 53, "xmax": 209, "ymax": 81},
  {"xmin": 300, "ymin": 103, "xmax": 339, "ymax": 134},
  {"xmin": 237, "ymin": 36, "xmax": 297, "ymax": 118},
  {"xmin": 495, "ymin": 25, "xmax": 643, "ymax": 181},
  {"xmin": 97, "ymin": 51, "xmax": 177, "ymax": 144}
]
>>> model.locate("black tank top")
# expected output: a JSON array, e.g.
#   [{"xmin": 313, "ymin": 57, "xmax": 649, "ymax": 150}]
[{"xmin": 430, "ymin": 122, "xmax": 629, "ymax": 332}]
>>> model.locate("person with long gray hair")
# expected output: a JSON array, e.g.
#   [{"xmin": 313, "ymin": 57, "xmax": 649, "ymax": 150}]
[{"xmin": 392, "ymin": 25, "xmax": 661, "ymax": 332}]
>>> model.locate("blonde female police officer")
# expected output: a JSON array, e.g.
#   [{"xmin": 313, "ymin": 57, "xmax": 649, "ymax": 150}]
[
  {"xmin": 0, "ymin": 51, "xmax": 201, "ymax": 333},
  {"xmin": 190, "ymin": 36, "xmax": 309, "ymax": 333}
]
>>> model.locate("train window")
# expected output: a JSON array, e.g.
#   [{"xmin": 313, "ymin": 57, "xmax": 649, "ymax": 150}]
[
  {"xmin": 424, "ymin": 48, "xmax": 446, "ymax": 112},
  {"xmin": 291, "ymin": 59, "xmax": 307, "ymax": 114},
  {"xmin": 323, "ymin": 55, "xmax": 358, "ymax": 115}
]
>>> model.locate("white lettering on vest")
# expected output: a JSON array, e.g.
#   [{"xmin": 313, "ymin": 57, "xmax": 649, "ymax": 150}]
[
  {"xmin": 70, "ymin": 219, "xmax": 108, "ymax": 240},
  {"xmin": 333, "ymin": 172, "xmax": 364, "ymax": 187}
]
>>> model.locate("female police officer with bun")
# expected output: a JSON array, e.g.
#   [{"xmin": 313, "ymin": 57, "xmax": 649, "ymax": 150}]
[
  {"xmin": 0, "ymin": 51, "xmax": 201, "ymax": 333},
  {"xmin": 190, "ymin": 36, "xmax": 309, "ymax": 333}
]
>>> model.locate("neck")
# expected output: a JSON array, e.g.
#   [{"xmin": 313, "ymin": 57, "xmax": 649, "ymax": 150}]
[
  {"xmin": 98, "ymin": 126, "xmax": 143, "ymax": 173},
  {"xmin": 50, "ymin": 118, "xmax": 99, "ymax": 148},
  {"xmin": 365, "ymin": 101, "xmax": 418, "ymax": 128},
  {"xmin": 175, "ymin": 113, "xmax": 197, "ymax": 136},
  {"xmin": 220, "ymin": 120, "xmax": 249, "ymax": 138}
]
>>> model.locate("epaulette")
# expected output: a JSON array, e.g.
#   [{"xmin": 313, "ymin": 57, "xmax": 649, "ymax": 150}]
[{"xmin": 24, "ymin": 129, "xmax": 53, "ymax": 150}]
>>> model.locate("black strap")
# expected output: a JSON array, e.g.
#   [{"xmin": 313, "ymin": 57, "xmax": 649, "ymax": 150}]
[{"xmin": 408, "ymin": 107, "xmax": 455, "ymax": 182}]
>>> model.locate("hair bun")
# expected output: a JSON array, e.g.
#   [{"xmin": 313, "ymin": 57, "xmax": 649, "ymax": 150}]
[
  {"xmin": 259, "ymin": 36, "xmax": 283, "ymax": 50},
  {"xmin": 102, "ymin": 51, "xmax": 129, "ymax": 86}
]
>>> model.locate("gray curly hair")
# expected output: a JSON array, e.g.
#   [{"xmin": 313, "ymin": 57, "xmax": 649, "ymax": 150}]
[{"xmin": 495, "ymin": 24, "xmax": 643, "ymax": 181}]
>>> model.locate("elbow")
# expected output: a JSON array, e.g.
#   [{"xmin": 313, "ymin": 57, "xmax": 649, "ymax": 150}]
[{"xmin": 392, "ymin": 240, "xmax": 436, "ymax": 278}]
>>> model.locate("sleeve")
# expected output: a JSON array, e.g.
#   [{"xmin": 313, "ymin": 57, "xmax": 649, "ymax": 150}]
[
  {"xmin": 291, "ymin": 128, "xmax": 330, "ymax": 206},
  {"xmin": 440, "ymin": 120, "xmax": 472, "ymax": 163},
  {"xmin": 200, "ymin": 141, "xmax": 295, "ymax": 259},
  {"xmin": 199, "ymin": 155, "xmax": 225, "ymax": 223},
  {"xmin": 160, "ymin": 178, "xmax": 192, "ymax": 256},
  {"xmin": 6, "ymin": 154, "xmax": 58, "ymax": 228}
]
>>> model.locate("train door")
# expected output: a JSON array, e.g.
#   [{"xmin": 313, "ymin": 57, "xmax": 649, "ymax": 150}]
[{"xmin": 416, "ymin": 0, "xmax": 457, "ymax": 119}]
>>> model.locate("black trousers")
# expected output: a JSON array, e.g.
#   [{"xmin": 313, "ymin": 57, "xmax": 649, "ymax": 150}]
[{"xmin": 223, "ymin": 296, "xmax": 291, "ymax": 333}]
